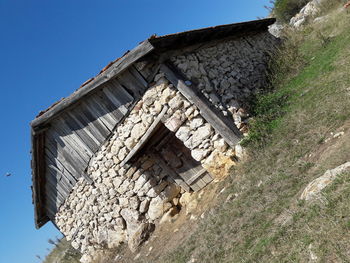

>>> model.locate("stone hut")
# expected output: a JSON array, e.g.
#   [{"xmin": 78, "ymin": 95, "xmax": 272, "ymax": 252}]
[{"xmin": 30, "ymin": 18, "xmax": 278, "ymax": 256}]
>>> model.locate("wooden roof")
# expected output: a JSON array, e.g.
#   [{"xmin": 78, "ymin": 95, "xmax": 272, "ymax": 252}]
[{"xmin": 30, "ymin": 18, "xmax": 275, "ymax": 229}]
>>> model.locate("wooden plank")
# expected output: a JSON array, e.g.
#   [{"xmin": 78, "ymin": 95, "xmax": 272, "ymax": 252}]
[
  {"xmin": 175, "ymin": 155, "xmax": 203, "ymax": 184},
  {"xmin": 44, "ymin": 179, "xmax": 64, "ymax": 208},
  {"xmin": 45, "ymin": 130, "xmax": 86, "ymax": 178},
  {"xmin": 60, "ymin": 112, "xmax": 99, "ymax": 154},
  {"xmin": 160, "ymin": 63, "xmax": 242, "ymax": 148},
  {"xmin": 45, "ymin": 179, "xmax": 66, "ymax": 205},
  {"xmin": 46, "ymin": 167, "xmax": 71, "ymax": 196},
  {"xmin": 121, "ymin": 106, "xmax": 168, "ymax": 167},
  {"xmin": 89, "ymin": 94, "xmax": 120, "ymax": 125},
  {"xmin": 128, "ymin": 65, "xmax": 148, "ymax": 88},
  {"xmin": 45, "ymin": 146, "xmax": 79, "ymax": 184},
  {"xmin": 31, "ymin": 40, "xmax": 154, "ymax": 129},
  {"xmin": 192, "ymin": 178, "xmax": 206, "ymax": 189},
  {"xmin": 186, "ymin": 168, "xmax": 207, "ymax": 185},
  {"xmin": 73, "ymin": 104, "xmax": 109, "ymax": 143},
  {"xmin": 47, "ymin": 163, "xmax": 74, "ymax": 192},
  {"xmin": 116, "ymin": 68, "xmax": 147, "ymax": 99},
  {"xmin": 44, "ymin": 200, "xmax": 57, "ymax": 219},
  {"xmin": 82, "ymin": 172, "xmax": 94, "ymax": 184},
  {"xmin": 51, "ymin": 118, "xmax": 92, "ymax": 163},
  {"xmin": 101, "ymin": 84, "xmax": 131, "ymax": 115},
  {"xmin": 154, "ymin": 153, "xmax": 191, "ymax": 192},
  {"xmin": 201, "ymin": 173, "xmax": 214, "ymax": 184},
  {"xmin": 81, "ymin": 100, "xmax": 114, "ymax": 131},
  {"xmin": 106, "ymin": 79, "xmax": 135, "ymax": 109},
  {"xmin": 93, "ymin": 89, "xmax": 125, "ymax": 124},
  {"xmin": 66, "ymin": 109, "xmax": 102, "ymax": 148},
  {"xmin": 45, "ymin": 174, "xmax": 72, "ymax": 201},
  {"xmin": 190, "ymin": 183, "xmax": 201, "ymax": 192}
]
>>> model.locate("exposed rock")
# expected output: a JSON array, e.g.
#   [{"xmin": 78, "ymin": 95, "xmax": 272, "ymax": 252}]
[
  {"xmin": 268, "ymin": 22, "xmax": 284, "ymax": 38},
  {"xmin": 168, "ymin": 94, "xmax": 184, "ymax": 110},
  {"xmin": 185, "ymin": 124, "xmax": 213, "ymax": 149},
  {"xmin": 175, "ymin": 126, "xmax": 191, "ymax": 142},
  {"xmin": 159, "ymin": 184, "xmax": 181, "ymax": 202},
  {"xmin": 80, "ymin": 254, "xmax": 93, "ymax": 263},
  {"xmin": 129, "ymin": 196, "xmax": 140, "ymax": 210},
  {"xmin": 289, "ymin": 0, "xmax": 326, "ymax": 28},
  {"xmin": 189, "ymin": 117, "xmax": 204, "ymax": 130},
  {"xmin": 114, "ymin": 217, "xmax": 126, "ymax": 229},
  {"xmin": 131, "ymin": 123, "xmax": 147, "ymax": 140},
  {"xmin": 148, "ymin": 196, "xmax": 172, "ymax": 220},
  {"xmin": 191, "ymin": 149, "xmax": 210, "ymax": 162},
  {"xmin": 165, "ymin": 115, "xmax": 183, "ymax": 132},
  {"xmin": 124, "ymin": 138, "xmax": 136, "ymax": 150},
  {"xmin": 139, "ymin": 199, "xmax": 150, "ymax": 214},
  {"xmin": 213, "ymin": 138, "xmax": 228, "ymax": 152},
  {"xmin": 107, "ymin": 229, "xmax": 126, "ymax": 248},
  {"xmin": 118, "ymin": 147, "xmax": 128, "ymax": 161},
  {"xmin": 235, "ymin": 144, "xmax": 244, "ymax": 159},
  {"xmin": 159, "ymin": 207, "xmax": 180, "ymax": 224},
  {"xmin": 128, "ymin": 223, "xmax": 154, "ymax": 252},
  {"xmin": 134, "ymin": 174, "xmax": 150, "ymax": 192},
  {"xmin": 300, "ymin": 162, "xmax": 350, "ymax": 201},
  {"xmin": 179, "ymin": 192, "xmax": 193, "ymax": 207}
]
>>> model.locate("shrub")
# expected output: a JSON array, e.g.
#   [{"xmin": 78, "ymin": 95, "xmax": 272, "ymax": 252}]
[{"xmin": 273, "ymin": 0, "xmax": 309, "ymax": 22}]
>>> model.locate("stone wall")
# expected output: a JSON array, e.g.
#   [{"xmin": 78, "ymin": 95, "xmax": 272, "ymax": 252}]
[
  {"xmin": 55, "ymin": 75, "xmax": 237, "ymax": 259},
  {"xmin": 171, "ymin": 31, "xmax": 277, "ymax": 135},
  {"xmin": 54, "ymin": 32, "xmax": 276, "ymax": 261}
]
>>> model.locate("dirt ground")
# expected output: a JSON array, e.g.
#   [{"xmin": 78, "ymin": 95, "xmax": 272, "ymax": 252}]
[{"xmin": 113, "ymin": 180, "xmax": 223, "ymax": 263}]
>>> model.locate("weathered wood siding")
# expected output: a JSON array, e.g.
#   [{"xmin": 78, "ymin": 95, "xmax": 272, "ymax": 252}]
[{"xmin": 42, "ymin": 67, "xmax": 147, "ymax": 220}]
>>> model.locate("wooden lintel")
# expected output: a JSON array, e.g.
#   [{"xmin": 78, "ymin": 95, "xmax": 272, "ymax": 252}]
[
  {"xmin": 120, "ymin": 106, "xmax": 168, "ymax": 167},
  {"xmin": 160, "ymin": 63, "xmax": 242, "ymax": 148}
]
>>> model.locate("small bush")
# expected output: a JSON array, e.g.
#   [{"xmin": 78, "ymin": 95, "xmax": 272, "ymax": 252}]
[
  {"xmin": 241, "ymin": 28, "xmax": 305, "ymax": 148},
  {"xmin": 274, "ymin": 0, "xmax": 309, "ymax": 22}
]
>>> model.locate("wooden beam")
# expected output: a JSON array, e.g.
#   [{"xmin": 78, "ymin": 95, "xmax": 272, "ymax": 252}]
[
  {"xmin": 120, "ymin": 106, "xmax": 168, "ymax": 167},
  {"xmin": 154, "ymin": 153, "xmax": 191, "ymax": 192},
  {"xmin": 31, "ymin": 129, "xmax": 50, "ymax": 229},
  {"xmin": 31, "ymin": 40, "xmax": 154, "ymax": 129},
  {"xmin": 160, "ymin": 63, "xmax": 242, "ymax": 148}
]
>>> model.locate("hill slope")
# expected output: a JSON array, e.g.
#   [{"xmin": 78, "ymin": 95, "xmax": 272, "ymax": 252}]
[
  {"xmin": 132, "ymin": 4, "xmax": 350, "ymax": 263},
  {"xmin": 44, "ymin": 2, "xmax": 350, "ymax": 262}
]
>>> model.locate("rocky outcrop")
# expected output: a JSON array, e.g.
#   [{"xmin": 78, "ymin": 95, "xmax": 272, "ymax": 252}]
[
  {"xmin": 289, "ymin": 0, "xmax": 328, "ymax": 28},
  {"xmin": 300, "ymin": 162, "xmax": 350, "ymax": 201}
]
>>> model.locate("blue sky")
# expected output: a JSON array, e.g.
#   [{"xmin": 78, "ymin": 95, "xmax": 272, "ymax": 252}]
[{"xmin": 0, "ymin": 0, "xmax": 271, "ymax": 262}]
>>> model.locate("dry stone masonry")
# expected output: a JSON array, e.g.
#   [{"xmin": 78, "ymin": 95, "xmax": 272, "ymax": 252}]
[
  {"xmin": 171, "ymin": 31, "xmax": 277, "ymax": 135},
  {"xmin": 30, "ymin": 20, "xmax": 278, "ymax": 263},
  {"xmin": 55, "ymin": 75, "xmax": 238, "ymax": 258}
]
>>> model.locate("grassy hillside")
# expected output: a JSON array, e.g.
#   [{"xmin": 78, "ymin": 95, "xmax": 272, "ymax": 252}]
[{"xmin": 153, "ymin": 4, "xmax": 350, "ymax": 263}]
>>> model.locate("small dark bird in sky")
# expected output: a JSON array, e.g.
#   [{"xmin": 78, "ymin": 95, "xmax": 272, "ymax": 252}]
[{"xmin": 5, "ymin": 172, "xmax": 12, "ymax": 177}]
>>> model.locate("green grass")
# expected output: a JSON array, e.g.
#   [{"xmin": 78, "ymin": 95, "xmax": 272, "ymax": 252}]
[{"xmin": 154, "ymin": 7, "xmax": 350, "ymax": 263}]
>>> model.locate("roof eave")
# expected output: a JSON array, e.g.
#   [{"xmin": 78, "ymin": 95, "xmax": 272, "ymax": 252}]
[{"xmin": 31, "ymin": 40, "xmax": 155, "ymax": 130}]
